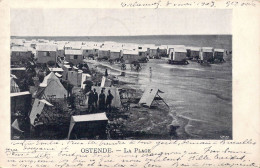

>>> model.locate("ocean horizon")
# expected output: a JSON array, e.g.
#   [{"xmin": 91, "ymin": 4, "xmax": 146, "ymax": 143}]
[{"xmin": 11, "ymin": 35, "xmax": 232, "ymax": 50}]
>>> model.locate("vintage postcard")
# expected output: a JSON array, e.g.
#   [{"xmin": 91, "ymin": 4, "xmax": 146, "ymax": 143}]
[{"xmin": 0, "ymin": 0, "xmax": 259, "ymax": 167}]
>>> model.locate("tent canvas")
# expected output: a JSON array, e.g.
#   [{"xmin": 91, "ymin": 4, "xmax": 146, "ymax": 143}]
[
  {"xmin": 139, "ymin": 87, "xmax": 168, "ymax": 108},
  {"xmin": 29, "ymin": 99, "xmax": 48, "ymax": 125},
  {"xmin": 67, "ymin": 112, "xmax": 108, "ymax": 139},
  {"xmin": 11, "ymin": 77, "xmax": 20, "ymax": 93},
  {"xmin": 11, "ymin": 119, "xmax": 24, "ymax": 133},
  {"xmin": 92, "ymin": 86, "xmax": 121, "ymax": 108},
  {"xmin": 139, "ymin": 87, "xmax": 159, "ymax": 107},
  {"xmin": 100, "ymin": 76, "xmax": 112, "ymax": 87},
  {"xmin": 81, "ymin": 73, "xmax": 91, "ymax": 89},
  {"xmin": 40, "ymin": 72, "xmax": 60, "ymax": 87},
  {"xmin": 43, "ymin": 80, "xmax": 68, "ymax": 99}
]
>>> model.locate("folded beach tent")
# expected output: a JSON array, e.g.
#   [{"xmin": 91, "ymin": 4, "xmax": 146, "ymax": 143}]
[
  {"xmin": 67, "ymin": 112, "xmax": 108, "ymax": 139},
  {"xmin": 11, "ymin": 119, "xmax": 24, "ymax": 133},
  {"xmin": 139, "ymin": 87, "xmax": 168, "ymax": 108},
  {"xmin": 29, "ymin": 98, "xmax": 53, "ymax": 126}
]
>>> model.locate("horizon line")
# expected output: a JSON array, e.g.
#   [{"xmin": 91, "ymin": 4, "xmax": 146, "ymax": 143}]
[{"xmin": 11, "ymin": 34, "xmax": 232, "ymax": 37}]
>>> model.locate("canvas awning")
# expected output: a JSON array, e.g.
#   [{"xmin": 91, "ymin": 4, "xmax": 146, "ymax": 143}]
[{"xmin": 67, "ymin": 112, "xmax": 108, "ymax": 139}]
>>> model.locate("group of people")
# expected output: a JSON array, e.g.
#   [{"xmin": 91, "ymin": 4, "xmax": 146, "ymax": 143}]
[{"xmin": 88, "ymin": 88, "xmax": 114, "ymax": 112}]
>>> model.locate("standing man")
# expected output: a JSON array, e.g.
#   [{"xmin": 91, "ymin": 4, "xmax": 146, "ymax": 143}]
[
  {"xmin": 106, "ymin": 90, "xmax": 114, "ymax": 112},
  {"xmin": 93, "ymin": 88, "xmax": 98, "ymax": 110},
  {"xmin": 99, "ymin": 89, "xmax": 106, "ymax": 111},
  {"xmin": 88, "ymin": 90, "xmax": 94, "ymax": 112}
]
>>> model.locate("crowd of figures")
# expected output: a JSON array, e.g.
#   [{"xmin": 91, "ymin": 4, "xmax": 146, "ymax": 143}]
[{"xmin": 87, "ymin": 88, "xmax": 114, "ymax": 113}]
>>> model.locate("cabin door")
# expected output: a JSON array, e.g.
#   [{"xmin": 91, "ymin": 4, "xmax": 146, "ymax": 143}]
[{"xmin": 171, "ymin": 52, "xmax": 173, "ymax": 60}]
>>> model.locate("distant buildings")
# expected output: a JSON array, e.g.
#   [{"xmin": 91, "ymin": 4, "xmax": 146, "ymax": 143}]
[
  {"xmin": 65, "ymin": 49, "xmax": 83, "ymax": 65},
  {"xmin": 122, "ymin": 50, "xmax": 139, "ymax": 63},
  {"xmin": 11, "ymin": 46, "xmax": 32, "ymax": 64},
  {"xmin": 36, "ymin": 45, "xmax": 57, "ymax": 64},
  {"xmin": 98, "ymin": 48, "xmax": 110, "ymax": 58},
  {"xmin": 109, "ymin": 48, "xmax": 122, "ymax": 60},
  {"xmin": 169, "ymin": 47, "xmax": 187, "ymax": 61},
  {"xmin": 200, "ymin": 47, "xmax": 214, "ymax": 62}
]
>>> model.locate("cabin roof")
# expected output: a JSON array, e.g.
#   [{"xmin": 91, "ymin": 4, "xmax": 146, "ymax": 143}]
[
  {"xmin": 11, "ymin": 91, "xmax": 31, "ymax": 97},
  {"xmin": 36, "ymin": 45, "xmax": 57, "ymax": 52},
  {"xmin": 11, "ymin": 46, "xmax": 29, "ymax": 52},
  {"xmin": 123, "ymin": 49, "xmax": 138, "ymax": 55},
  {"xmin": 71, "ymin": 112, "xmax": 108, "ymax": 123},
  {"xmin": 65, "ymin": 49, "xmax": 83, "ymax": 55},
  {"xmin": 214, "ymin": 49, "xmax": 225, "ymax": 52}
]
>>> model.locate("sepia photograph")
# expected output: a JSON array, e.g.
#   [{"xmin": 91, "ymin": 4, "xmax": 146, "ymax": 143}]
[{"xmin": 10, "ymin": 8, "xmax": 232, "ymax": 140}]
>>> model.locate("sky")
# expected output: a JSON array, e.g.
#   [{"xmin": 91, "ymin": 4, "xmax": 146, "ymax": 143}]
[{"xmin": 11, "ymin": 9, "xmax": 232, "ymax": 36}]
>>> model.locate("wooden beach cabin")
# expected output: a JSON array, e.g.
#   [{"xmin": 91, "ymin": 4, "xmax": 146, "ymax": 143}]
[
  {"xmin": 11, "ymin": 46, "xmax": 32, "ymax": 64},
  {"xmin": 11, "ymin": 91, "xmax": 32, "ymax": 118},
  {"xmin": 11, "ymin": 67, "xmax": 26, "ymax": 80},
  {"xmin": 122, "ymin": 49, "xmax": 139, "ymax": 63},
  {"xmin": 138, "ymin": 47, "xmax": 148, "ymax": 61},
  {"xmin": 186, "ymin": 47, "xmax": 201, "ymax": 60},
  {"xmin": 109, "ymin": 48, "xmax": 122, "ymax": 60},
  {"xmin": 147, "ymin": 46, "xmax": 160, "ymax": 59},
  {"xmin": 214, "ymin": 49, "xmax": 225, "ymax": 62},
  {"xmin": 98, "ymin": 48, "xmax": 110, "ymax": 59},
  {"xmin": 67, "ymin": 70, "xmax": 82, "ymax": 87},
  {"xmin": 199, "ymin": 47, "xmax": 214, "ymax": 63},
  {"xmin": 65, "ymin": 49, "xmax": 83, "ymax": 65},
  {"xmin": 82, "ymin": 45, "xmax": 94, "ymax": 59},
  {"xmin": 168, "ymin": 47, "xmax": 188, "ymax": 65},
  {"xmin": 57, "ymin": 44, "xmax": 65, "ymax": 61},
  {"xmin": 67, "ymin": 113, "xmax": 108, "ymax": 140},
  {"xmin": 167, "ymin": 45, "xmax": 186, "ymax": 55},
  {"xmin": 36, "ymin": 44, "xmax": 57, "ymax": 64}
]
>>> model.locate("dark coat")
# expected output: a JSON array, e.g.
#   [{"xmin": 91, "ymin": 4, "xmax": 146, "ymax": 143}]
[
  {"xmin": 106, "ymin": 93, "xmax": 114, "ymax": 105},
  {"xmin": 99, "ymin": 93, "xmax": 106, "ymax": 105},
  {"xmin": 93, "ymin": 92, "xmax": 98, "ymax": 102},
  {"xmin": 88, "ymin": 92, "xmax": 94, "ymax": 104}
]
